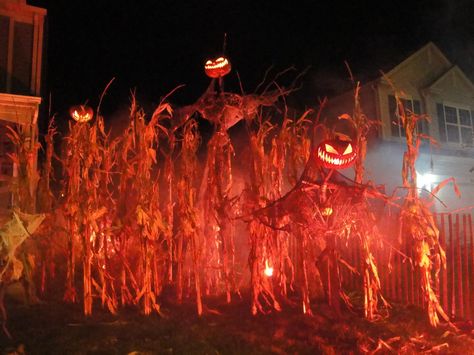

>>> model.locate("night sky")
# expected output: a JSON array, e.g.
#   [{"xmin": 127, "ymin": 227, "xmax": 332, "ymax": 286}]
[{"xmin": 29, "ymin": 0, "xmax": 474, "ymax": 121}]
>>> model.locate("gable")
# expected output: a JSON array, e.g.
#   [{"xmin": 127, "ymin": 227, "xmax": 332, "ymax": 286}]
[
  {"xmin": 383, "ymin": 42, "xmax": 452, "ymax": 91},
  {"xmin": 426, "ymin": 66, "xmax": 474, "ymax": 100}
]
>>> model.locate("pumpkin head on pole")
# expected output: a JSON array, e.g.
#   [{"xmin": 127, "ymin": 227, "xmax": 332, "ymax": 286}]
[
  {"xmin": 204, "ymin": 56, "xmax": 232, "ymax": 79},
  {"xmin": 69, "ymin": 105, "xmax": 94, "ymax": 123}
]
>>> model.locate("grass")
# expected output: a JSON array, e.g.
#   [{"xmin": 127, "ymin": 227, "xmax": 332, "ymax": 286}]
[{"xmin": 1, "ymin": 291, "xmax": 473, "ymax": 354}]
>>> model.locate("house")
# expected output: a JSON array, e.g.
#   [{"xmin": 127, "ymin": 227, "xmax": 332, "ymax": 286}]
[
  {"xmin": 0, "ymin": 0, "xmax": 46, "ymax": 211},
  {"xmin": 325, "ymin": 42, "xmax": 474, "ymax": 211}
]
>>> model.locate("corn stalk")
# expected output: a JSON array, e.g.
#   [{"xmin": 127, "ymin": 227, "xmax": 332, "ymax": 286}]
[
  {"xmin": 395, "ymin": 93, "xmax": 454, "ymax": 327},
  {"xmin": 175, "ymin": 119, "xmax": 202, "ymax": 314}
]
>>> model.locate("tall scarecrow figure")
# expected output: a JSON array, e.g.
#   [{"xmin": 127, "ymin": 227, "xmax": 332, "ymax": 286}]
[{"xmin": 252, "ymin": 118, "xmax": 388, "ymax": 317}]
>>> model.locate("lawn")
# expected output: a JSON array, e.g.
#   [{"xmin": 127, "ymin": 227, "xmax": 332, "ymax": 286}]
[{"xmin": 1, "ymin": 291, "xmax": 473, "ymax": 354}]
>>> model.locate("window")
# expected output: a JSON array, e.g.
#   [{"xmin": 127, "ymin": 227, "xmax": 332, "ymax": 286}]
[
  {"xmin": 0, "ymin": 7, "xmax": 43, "ymax": 96},
  {"xmin": 12, "ymin": 21, "xmax": 34, "ymax": 95},
  {"xmin": 437, "ymin": 103, "xmax": 473, "ymax": 145},
  {"xmin": 0, "ymin": 15, "xmax": 9, "ymax": 91},
  {"xmin": 388, "ymin": 95, "xmax": 422, "ymax": 138}
]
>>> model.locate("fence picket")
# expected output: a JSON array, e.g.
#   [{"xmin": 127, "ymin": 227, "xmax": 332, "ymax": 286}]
[
  {"xmin": 449, "ymin": 214, "xmax": 455, "ymax": 318},
  {"xmin": 469, "ymin": 214, "xmax": 474, "ymax": 321},
  {"xmin": 463, "ymin": 214, "xmax": 470, "ymax": 320},
  {"xmin": 456, "ymin": 214, "xmax": 463, "ymax": 319},
  {"xmin": 439, "ymin": 214, "xmax": 448, "ymax": 312},
  {"xmin": 339, "ymin": 212, "xmax": 473, "ymax": 321}
]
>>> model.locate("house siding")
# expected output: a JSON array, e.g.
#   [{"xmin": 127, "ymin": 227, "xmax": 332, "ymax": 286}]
[
  {"xmin": 0, "ymin": 0, "xmax": 46, "ymax": 213},
  {"xmin": 325, "ymin": 43, "xmax": 474, "ymax": 211}
]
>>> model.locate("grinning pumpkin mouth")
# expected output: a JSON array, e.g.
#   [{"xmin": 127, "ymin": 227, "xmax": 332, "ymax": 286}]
[
  {"xmin": 69, "ymin": 104, "xmax": 94, "ymax": 123},
  {"xmin": 205, "ymin": 57, "xmax": 229, "ymax": 70},
  {"xmin": 317, "ymin": 146, "xmax": 356, "ymax": 168},
  {"xmin": 71, "ymin": 111, "xmax": 91, "ymax": 122}
]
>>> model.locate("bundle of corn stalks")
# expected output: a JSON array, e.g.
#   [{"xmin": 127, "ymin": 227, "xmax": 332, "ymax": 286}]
[
  {"xmin": 61, "ymin": 113, "xmax": 108, "ymax": 313},
  {"xmin": 245, "ymin": 118, "xmax": 283, "ymax": 315},
  {"xmin": 244, "ymin": 110, "xmax": 331, "ymax": 315},
  {"xmin": 393, "ymin": 92, "xmax": 459, "ymax": 327},
  {"xmin": 112, "ymin": 98, "xmax": 172, "ymax": 315},
  {"xmin": 344, "ymin": 83, "xmax": 388, "ymax": 320},
  {"xmin": 5, "ymin": 124, "xmax": 40, "ymax": 214},
  {"xmin": 175, "ymin": 119, "xmax": 203, "ymax": 314},
  {"xmin": 200, "ymin": 126, "xmax": 236, "ymax": 303},
  {"xmin": 36, "ymin": 118, "xmax": 60, "ymax": 295}
]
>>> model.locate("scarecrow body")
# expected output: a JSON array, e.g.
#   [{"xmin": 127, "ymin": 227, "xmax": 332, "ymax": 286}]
[{"xmin": 253, "ymin": 136, "xmax": 386, "ymax": 317}]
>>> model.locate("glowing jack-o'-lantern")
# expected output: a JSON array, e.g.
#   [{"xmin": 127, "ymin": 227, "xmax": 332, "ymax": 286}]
[
  {"xmin": 204, "ymin": 56, "xmax": 231, "ymax": 78},
  {"xmin": 316, "ymin": 138, "xmax": 357, "ymax": 170},
  {"xmin": 69, "ymin": 105, "xmax": 93, "ymax": 123}
]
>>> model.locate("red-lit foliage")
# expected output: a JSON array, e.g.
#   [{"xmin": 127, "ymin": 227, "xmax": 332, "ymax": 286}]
[{"xmin": 0, "ymin": 76, "xmax": 464, "ymax": 340}]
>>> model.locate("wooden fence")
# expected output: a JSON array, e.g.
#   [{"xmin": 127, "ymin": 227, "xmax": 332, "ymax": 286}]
[{"xmin": 339, "ymin": 212, "xmax": 474, "ymax": 321}]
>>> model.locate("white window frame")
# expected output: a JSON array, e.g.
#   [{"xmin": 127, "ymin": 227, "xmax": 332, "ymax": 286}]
[{"xmin": 442, "ymin": 102, "xmax": 473, "ymax": 146}]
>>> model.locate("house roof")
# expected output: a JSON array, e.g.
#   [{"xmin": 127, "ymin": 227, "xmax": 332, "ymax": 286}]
[
  {"xmin": 355, "ymin": 41, "xmax": 474, "ymax": 86},
  {"xmin": 319, "ymin": 42, "xmax": 454, "ymax": 97},
  {"xmin": 425, "ymin": 65, "xmax": 474, "ymax": 93},
  {"xmin": 385, "ymin": 42, "xmax": 452, "ymax": 78},
  {"xmin": 328, "ymin": 42, "xmax": 474, "ymax": 97}
]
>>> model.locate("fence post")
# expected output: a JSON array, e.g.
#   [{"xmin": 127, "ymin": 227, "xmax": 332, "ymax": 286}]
[
  {"xmin": 439, "ymin": 214, "xmax": 448, "ymax": 312},
  {"xmin": 463, "ymin": 214, "xmax": 470, "ymax": 320},
  {"xmin": 449, "ymin": 214, "xmax": 455, "ymax": 318},
  {"xmin": 456, "ymin": 214, "xmax": 463, "ymax": 319},
  {"xmin": 469, "ymin": 214, "xmax": 474, "ymax": 321}
]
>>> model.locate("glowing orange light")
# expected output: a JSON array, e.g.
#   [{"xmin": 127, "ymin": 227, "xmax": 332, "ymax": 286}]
[
  {"xmin": 264, "ymin": 259, "xmax": 273, "ymax": 277},
  {"xmin": 316, "ymin": 139, "xmax": 357, "ymax": 170},
  {"xmin": 321, "ymin": 207, "xmax": 333, "ymax": 216},
  {"xmin": 204, "ymin": 56, "xmax": 231, "ymax": 78},
  {"xmin": 69, "ymin": 105, "xmax": 93, "ymax": 123}
]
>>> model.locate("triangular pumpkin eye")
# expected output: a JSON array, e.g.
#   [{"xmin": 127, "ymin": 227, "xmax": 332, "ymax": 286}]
[
  {"xmin": 325, "ymin": 144, "xmax": 338, "ymax": 154},
  {"xmin": 343, "ymin": 143, "xmax": 353, "ymax": 155}
]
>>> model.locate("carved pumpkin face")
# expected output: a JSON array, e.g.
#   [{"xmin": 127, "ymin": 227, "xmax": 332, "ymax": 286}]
[
  {"xmin": 69, "ymin": 105, "xmax": 93, "ymax": 123},
  {"xmin": 316, "ymin": 139, "xmax": 356, "ymax": 170},
  {"xmin": 204, "ymin": 56, "xmax": 231, "ymax": 78}
]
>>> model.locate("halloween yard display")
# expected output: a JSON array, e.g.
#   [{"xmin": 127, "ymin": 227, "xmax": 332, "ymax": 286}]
[{"xmin": 1, "ymin": 58, "xmax": 467, "ymax": 344}]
